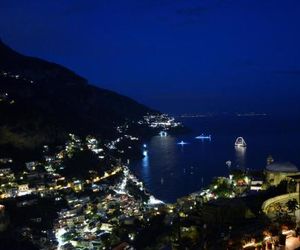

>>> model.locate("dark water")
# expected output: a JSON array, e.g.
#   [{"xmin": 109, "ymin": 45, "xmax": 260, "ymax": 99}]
[{"xmin": 130, "ymin": 116, "xmax": 300, "ymax": 203}]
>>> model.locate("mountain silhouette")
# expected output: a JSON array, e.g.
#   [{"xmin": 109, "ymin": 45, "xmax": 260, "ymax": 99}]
[{"xmin": 0, "ymin": 40, "xmax": 154, "ymax": 157}]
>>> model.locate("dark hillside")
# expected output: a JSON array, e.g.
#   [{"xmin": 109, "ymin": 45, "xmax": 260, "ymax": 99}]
[{"xmin": 0, "ymin": 40, "xmax": 154, "ymax": 156}]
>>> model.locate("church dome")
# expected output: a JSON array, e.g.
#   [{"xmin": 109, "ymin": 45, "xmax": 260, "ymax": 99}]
[{"xmin": 266, "ymin": 162, "xmax": 299, "ymax": 173}]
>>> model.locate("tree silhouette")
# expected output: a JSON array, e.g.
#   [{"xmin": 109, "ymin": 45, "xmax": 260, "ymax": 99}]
[{"xmin": 286, "ymin": 199, "xmax": 299, "ymax": 218}]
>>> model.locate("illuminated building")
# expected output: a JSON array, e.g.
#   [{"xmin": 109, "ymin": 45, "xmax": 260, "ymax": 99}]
[{"xmin": 265, "ymin": 162, "xmax": 300, "ymax": 186}]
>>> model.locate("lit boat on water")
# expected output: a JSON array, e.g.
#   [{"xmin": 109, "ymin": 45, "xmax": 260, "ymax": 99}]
[
  {"xmin": 235, "ymin": 137, "xmax": 246, "ymax": 147},
  {"xmin": 195, "ymin": 134, "xmax": 212, "ymax": 140},
  {"xmin": 177, "ymin": 140, "xmax": 188, "ymax": 145},
  {"xmin": 159, "ymin": 131, "xmax": 168, "ymax": 137}
]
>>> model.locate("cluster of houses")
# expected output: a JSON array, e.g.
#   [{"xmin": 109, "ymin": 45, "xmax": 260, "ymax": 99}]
[{"xmin": 138, "ymin": 113, "xmax": 182, "ymax": 129}]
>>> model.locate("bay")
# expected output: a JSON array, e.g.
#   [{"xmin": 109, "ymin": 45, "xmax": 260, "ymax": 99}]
[{"xmin": 130, "ymin": 115, "xmax": 300, "ymax": 203}]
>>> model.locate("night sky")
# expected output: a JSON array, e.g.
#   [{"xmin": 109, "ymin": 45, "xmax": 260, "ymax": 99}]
[{"xmin": 1, "ymin": 0, "xmax": 300, "ymax": 114}]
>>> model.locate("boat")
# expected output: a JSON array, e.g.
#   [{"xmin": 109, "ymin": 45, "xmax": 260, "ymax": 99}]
[
  {"xmin": 235, "ymin": 137, "xmax": 247, "ymax": 147},
  {"xmin": 159, "ymin": 131, "xmax": 168, "ymax": 137},
  {"xmin": 195, "ymin": 134, "xmax": 211, "ymax": 140},
  {"xmin": 177, "ymin": 140, "xmax": 188, "ymax": 145},
  {"xmin": 225, "ymin": 160, "xmax": 232, "ymax": 168}
]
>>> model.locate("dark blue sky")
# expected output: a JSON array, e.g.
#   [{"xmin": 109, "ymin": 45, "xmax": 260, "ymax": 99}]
[{"xmin": 1, "ymin": 0, "xmax": 300, "ymax": 114}]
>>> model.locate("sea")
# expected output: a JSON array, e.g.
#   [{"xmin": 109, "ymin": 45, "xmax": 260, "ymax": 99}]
[{"xmin": 129, "ymin": 115, "xmax": 300, "ymax": 203}]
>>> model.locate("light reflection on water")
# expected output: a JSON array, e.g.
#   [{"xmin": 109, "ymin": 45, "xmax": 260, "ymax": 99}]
[
  {"xmin": 142, "ymin": 150, "xmax": 149, "ymax": 177},
  {"xmin": 131, "ymin": 134, "xmax": 215, "ymax": 202},
  {"xmin": 235, "ymin": 146, "xmax": 246, "ymax": 169},
  {"xmin": 129, "ymin": 117, "xmax": 300, "ymax": 203}
]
